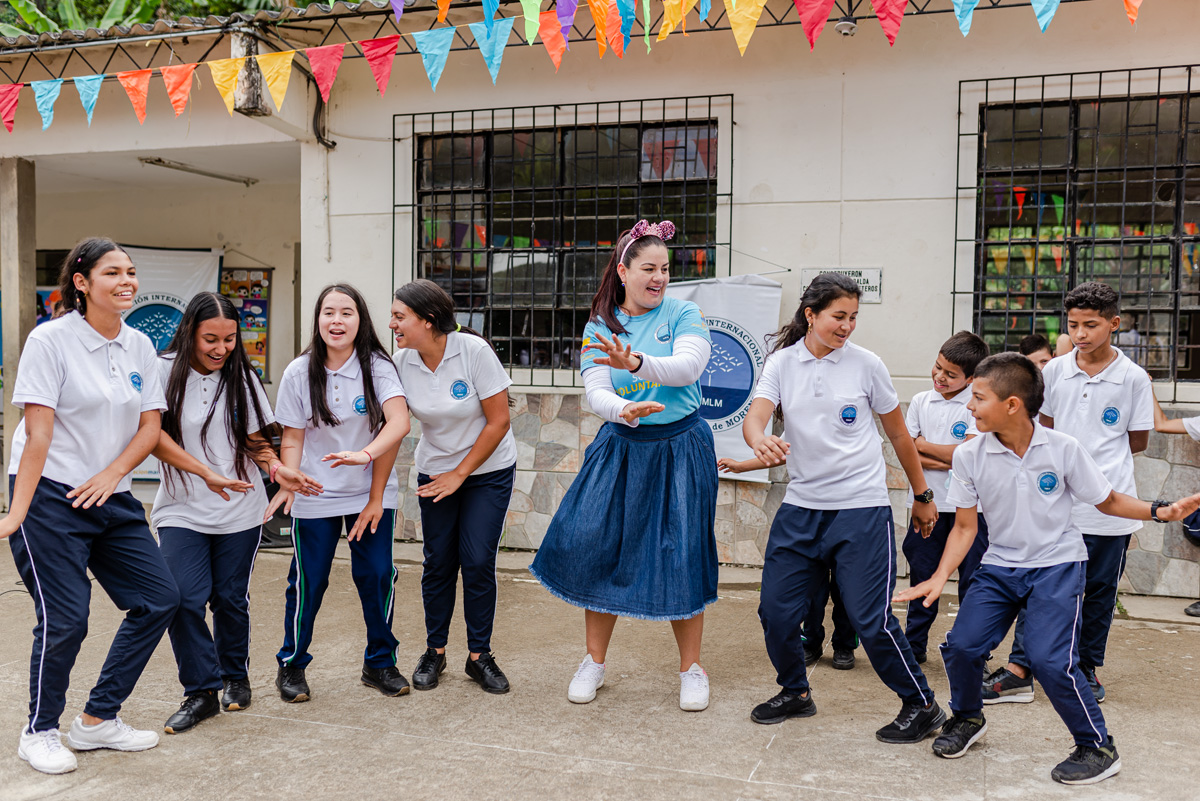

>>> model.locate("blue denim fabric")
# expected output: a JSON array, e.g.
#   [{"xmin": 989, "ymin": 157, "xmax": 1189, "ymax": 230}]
[{"xmin": 530, "ymin": 411, "xmax": 718, "ymax": 620}]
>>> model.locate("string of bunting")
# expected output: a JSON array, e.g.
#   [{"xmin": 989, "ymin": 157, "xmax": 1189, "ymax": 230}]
[{"xmin": 0, "ymin": 0, "xmax": 1149, "ymax": 133}]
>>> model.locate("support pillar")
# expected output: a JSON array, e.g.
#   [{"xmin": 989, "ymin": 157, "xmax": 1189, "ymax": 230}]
[{"xmin": 1, "ymin": 157, "xmax": 36, "ymax": 510}]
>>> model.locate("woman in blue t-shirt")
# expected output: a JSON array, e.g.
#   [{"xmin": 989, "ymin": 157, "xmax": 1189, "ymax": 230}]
[{"xmin": 530, "ymin": 220, "xmax": 718, "ymax": 713}]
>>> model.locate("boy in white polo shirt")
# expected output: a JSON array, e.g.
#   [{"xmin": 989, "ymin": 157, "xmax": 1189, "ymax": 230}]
[{"xmin": 897, "ymin": 352, "xmax": 1200, "ymax": 785}]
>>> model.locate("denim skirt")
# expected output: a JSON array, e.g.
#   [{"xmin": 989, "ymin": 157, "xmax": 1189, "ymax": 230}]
[{"xmin": 529, "ymin": 411, "xmax": 718, "ymax": 620}]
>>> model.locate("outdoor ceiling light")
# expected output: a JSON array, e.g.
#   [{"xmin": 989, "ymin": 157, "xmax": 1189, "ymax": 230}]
[
  {"xmin": 138, "ymin": 156, "xmax": 259, "ymax": 187},
  {"xmin": 834, "ymin": 16, "xmax": 857, "ymax": 36}
]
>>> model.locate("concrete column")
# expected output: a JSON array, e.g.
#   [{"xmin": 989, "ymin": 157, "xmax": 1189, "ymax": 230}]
[{"xmin": 0, "ymin": 157, "xmax": 36, "ymax": 510}]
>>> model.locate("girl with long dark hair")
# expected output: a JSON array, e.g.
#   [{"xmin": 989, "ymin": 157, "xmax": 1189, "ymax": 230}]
[
  {"xmin": 530, "ymin": 220, "xmax": 719, "ymax": 713},
  {"xmin": 268, "ymin": 284, "xmax": 412, "ymax": 703}
]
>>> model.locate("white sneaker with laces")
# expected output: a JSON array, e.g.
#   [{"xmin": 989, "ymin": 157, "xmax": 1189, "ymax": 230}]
[
  {"xmin": 66, "ymin": 716, "xmax": 159, "ymax": 752},
  {"xmin": 18, "ymin": 727, "xmax": 77, "ymax": 774},
  {"xmin": 568, "ymin": 655, "xmax": 606, "ymax": 704},
  {"xmin": 680, "ymin": 663, "xmax": 709, "ymax": 711}
]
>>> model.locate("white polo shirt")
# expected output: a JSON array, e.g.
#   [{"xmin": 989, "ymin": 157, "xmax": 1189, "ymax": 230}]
[
  {"xmin": 946, "ymin": 425, "xmax": 1113, "ymax": 568},
  {"xmin": 151, "ymin": 356, "xmax": 273, "ymax": 535},
  {"xmin": 8, "ymin": 311, "xmax": 166, "ymax": 493},
  {"xmin": 274, "ymin": 352, "xmax": 405, "ymax": 517},
  {"xmin": 754, "ymin": 340, "xmax": 899, "ymax": 510},
  {"xmin": 394, "ymin": 332, "xmax": 517, "ymax": 476},
  {"xmin": 905, "ymin": 387, "xmax": 979, "ymax": 508},
  {"xmin": 1042, "ymin": 349, "xmax": 1153, "ymax": 536}
]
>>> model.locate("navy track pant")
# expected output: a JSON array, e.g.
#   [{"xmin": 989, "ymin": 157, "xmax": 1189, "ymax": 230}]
[
  {"xmin": 800, "ymin": 569, "xmax": 857, "ymax": 652},
  {"xmin": 902, "ymin": 511, "xmax": 990, "ymax": 655}
]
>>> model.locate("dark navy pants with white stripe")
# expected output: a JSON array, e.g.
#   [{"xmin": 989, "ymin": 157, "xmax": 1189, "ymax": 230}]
[
  {"xmin": 276, "ymin": 511, "xmax": 399, "ymax": 670},
  {"xmin": 759, "ymin": 504, "xmax": 933, "ymax": 705},
  {"xmin": 8, "ymin": 477, "xmax": 179, "ymax": 732},
  {"xmin": 902, "ymin": 511, "xmax": 990, "ymax": 655},
  {"xmin": 159, "ymin": 525, "xmax": 260, "ymax": 695},
  {"xmin": 942, "ymin": 561, "xmax": 1109, "ymax": 747}
]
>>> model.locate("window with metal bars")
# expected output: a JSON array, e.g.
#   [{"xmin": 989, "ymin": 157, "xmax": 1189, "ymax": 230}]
[
  {"xmin": 960, "ymin": 71, "xmax": 1200, "ymax": 382},
  {"xmin": 402, "ymin": 98, "xmax": 729, "ymax": 386}
]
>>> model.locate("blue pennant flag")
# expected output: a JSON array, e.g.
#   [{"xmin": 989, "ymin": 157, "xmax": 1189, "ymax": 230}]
[
  {"xmin": 615, "ymin": 0, "xmax": 635, "ymax": 49},
  {"xmin": 953, "ymin": 0, "xmax": 980, "ymax": 36},
  {"xmin": 74, "ymin": 74, "xmax": 104, "ymax": 126},
  {"xmin": 698, "ymin": 0, "xmax": 710, "ymax": 22},
  {"xmin": 1030, "ymin": 0, "xmax": 1061, "ymax": 32},
  {"xmin": 412, "ymin": 27, "xmax": 458, "ymax": 92},
  {"xmin": 31, "ymin": 79, "xmax": 63, "ymax": 131},
  {"xmin": 482, "ymin": 0, "xmax": 500, "ymax": 33},
  {"xmin": 469, "ymin": 17, "xmax": 516, "ymax": 85}
]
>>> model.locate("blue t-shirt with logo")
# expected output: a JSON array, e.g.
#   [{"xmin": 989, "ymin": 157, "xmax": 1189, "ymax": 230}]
[{"xmin": 581, "ymin": 297, "xmax": 711, "ymax": 425}]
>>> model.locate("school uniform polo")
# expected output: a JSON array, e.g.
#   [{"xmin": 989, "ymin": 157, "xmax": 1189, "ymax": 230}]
[
  {"xmin": 274, "ymin": 353, "xmax": 404, "ymax": 517},
  {"xmin": 394, "ymin": 332, "xmax": 516, "ymax": 476},
  {"xmin": 8, "ymin": 310, "xmax": 166, "ymax": 491},
  {"xmin": 1041, "ymin": 349, "xmax": 1152, "ymax": 535},
  {"xmin": 754, "ymin": 340, "xmax": 899, "ymax": 510},
  {"xmin": 905, "ymin": 388, "xmax": 978, "ymax": 508},
  {"xmin": 151, "ymin": 356, "xmax": 273, "ymax": 535}
]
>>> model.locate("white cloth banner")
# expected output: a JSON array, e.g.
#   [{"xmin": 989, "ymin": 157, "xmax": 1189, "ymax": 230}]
[{"xmin": 667, "ymin": 274, "xmax": 782, "ymax": 483}]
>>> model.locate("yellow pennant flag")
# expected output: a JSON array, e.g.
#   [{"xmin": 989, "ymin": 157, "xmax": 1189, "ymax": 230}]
[
  {"xmin": 255, "ymin": 51, "xmax": 296, "ymax": 112},
  {"xmin": 208, "ymin": 57, "xmax": 246, "ymax": 115},
  {"xmin": 657, "ymin": 0, "xmax": 694, "ymax": 41},
  {"xmin": 722, "ymin": 0, "xmax": 767, "ymax": 55}
]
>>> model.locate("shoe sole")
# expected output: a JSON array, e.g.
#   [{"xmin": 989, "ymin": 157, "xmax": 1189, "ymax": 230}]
[
  {"xmin": 221, "ymin": 700, "xmax": 251, "ymax": 711},
  {"xmin": 361, "ymin": 679, "xmax": 411, "ymax": 697},
  {"xmin": 982, "ymin": 692, "xmax": 1035, "ymax": 705},
  {"xmin": 18, "ymin": 749, "xmax": 77, "ymax": 774},
  {"xmin": 278, "ymin": 689, "xmax": 310, "ymax": 703},
  {"xmin": 680, "ymin": 699, "xmax": 709, "ymax": 712},
  {"xmin": 876, "ymin": 706, "xmax": 947, "ymax": 744},
  {"xmin": 66, "ymin": 736, "xmax": 158, "ymax": 752},
  {"xmin": 832, "ymin": 661, "xmax": 855, "ymax": 671},
  {"xmin": 568, "ymin": 678, "xmax": 604, "ymax": 704},
  {"xmin": 750, "ymin": 703, "xmax": 817, "ymax": 725},
  {"xmin": 933, "ymin": 721, "xmax": 988, "ymax": 759},
  {"xmin": 1054, "ymin": 757, "xmax": 1122, "ymax": 785}
]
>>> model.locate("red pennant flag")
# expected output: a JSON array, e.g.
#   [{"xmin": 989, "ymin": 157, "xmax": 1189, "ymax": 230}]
[
  {"xmin": 605, "ymin": 0, "xmax": 625, "ymax": 58},
  {"xmin": 1124, "ymin": 0, "xmax": 1142, "ymax": 24},
  {"xmin": 160, "ymin": 64, "xmax": 198, "ymax": 117},
  {"xmin": 539, "ymin": 11, "xmax": 567, "ymax": 71},
  {"xmin": 437, "ymin": 0, "xmax": 451, "ymax": 21},
  {"xmin": 306, "ymin": 43, "xmax": 346, "ymax": 103},
  {"xmin": 869, "ymin": 0, "xmax": 905, "ymax": 46},
  {"xmin": 117, "ymin": 69, "xmax": 152, "ymax": 125},
  {"xmin": 792, "ymin": 0, "xmax": 836, "ymax": 50},
  {"xmin": 0, "ymin": 84, "xmax": 23, "ymax": 133},
  {"xmin": 1013, "ymin": 187, "xmax": 1027, "ymax": 219},
  {"xmin": 361, "ymin": 35, "xmax": 401, "ymax": 97}
]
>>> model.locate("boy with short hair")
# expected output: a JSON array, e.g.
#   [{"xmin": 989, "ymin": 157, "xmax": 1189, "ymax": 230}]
[
  {"xmin": 902, "ymin": 331, "xmax": 990, "ymax": 663},
  {"xmin": 898, "ymin": 352, "xmax": 1200, "ymax": 785},
  {"xmin": 1018, "ymin": 333, "xmax": 1054, "ymax": 371}
]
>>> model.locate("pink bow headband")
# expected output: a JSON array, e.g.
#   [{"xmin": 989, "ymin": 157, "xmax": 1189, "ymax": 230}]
[{"xmin": 619, "ymin": 219, "xmax": 676, "ymax": 265}]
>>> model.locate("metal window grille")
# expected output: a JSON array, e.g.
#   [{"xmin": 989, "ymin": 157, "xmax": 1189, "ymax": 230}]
[
  {"xmin": 394, "ymin": 95, "xmax": 733, "ymax": 388},
  {"xmin": 954, "ymin": 66, "xmax": 1200, "ymax": 386}
]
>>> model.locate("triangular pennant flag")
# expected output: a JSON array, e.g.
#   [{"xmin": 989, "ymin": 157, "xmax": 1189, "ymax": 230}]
[
  {"xmin": 469, "ymin": 17, "xmax": 515, "ymax": 84},
  {"xmin": 1021, "ymin": 246, "xmax": 1036, "ymax": 274},
  {"xmin": 160, "ymin": 63, "xmax": 197, "ymax": 117},
  {"xmin": 538, "ymin": 10, "xmax": 567, "ymax": 70},
  {"xmin": 1030, "ymin": 0, "xmax": 1060, "ymax": 32},
  {"xmin": 518, "ymin": 0, "xmax": 541, "ymax": 43},
  {"xmin": 1124, "ymin": 0, "xmax": 1142, "ymax": 25},
  {"xmin": 657, "ymin": 0, "xmax": 687, "ymax": 40},
  {"xmin": 586, "ymin": 0, "xmax": 608, "ymax": 56},
  {"xmin": 360, "ymin": 35, "xmax": 401, "ymax": 96},
  {"xmin": 411, "ymin": 28, "xmax": 457, "ymax": 92},
  {"xmin": 724, "ymin": 0, "xmax": 767, "ymax": 54},
  {"xmin": 390, "ymin": 0, "xmax": 405, "ymax": 20},
  {"xmin": 255, "ymin": 51, "xmax": 295, "ymax": 111},
  {"xmin": 615, "ymin": 0, "xmax": 635, "ymax": 49},
  {"xmin": 207, "ymin": 58, "xmax": 245, "ymax": 115},
  {"xmin": 483, "ymin": 0, "xmax": 500, "ymax": 32},
  {"xmin": 1052, "ymin": 193, "xmax": 1064, "ymax": 225},
  {"xmin": 699, "ymin": 0, "xmax": 710, "ymax": 22},
  {"xmin": 557, "ymin": 0, "xmax": 578, "ymax": 48},
  {"xmin": 1051, "ymin": 245, "xmax": 1063, "ymax": 273},
  {"xmin": 605, "ymin": 0, "xmax": 625, "ymax": 57},
  {"xmin": 73, "ymin": 74, "xmax": 103, "ymax": 126},
  {"xmin": 992, "ymin": 248, "xmax": 1009, "ymax": 275},
  {"xmin": 31, "ymin": 79, "xmax": 62, "ymax": 131},
  {"xmin": 793, "ymin": 0, "xmax": 836, "ymax": 50},
  {"xmin": 116, "ymin": 69, "xmax": 152, "ymax": 125},
  {"xmin": 952, "ymin": 0, "xmax": 979, "ymax": 36},
  {"xmin": 869, "ymin": 0, "xmax": 905, "ymax": 46},
  {"xmin": 305, "ymin": 44, "xmax": 345, "ymax": 104},
  {"xmin": 1013, "ymin": 186, "xmax": 1027, "ymax": 219},
  {"xmin": 438, "ymin": 0, "xmax": 452, "ymax": 21},
  {"xmin": 0, "ymin": 84, "xmax": 21, "ymax": 133},
  {"xmin": 642, "ymin": 0, "xmax": 652, "ymax": 52}
]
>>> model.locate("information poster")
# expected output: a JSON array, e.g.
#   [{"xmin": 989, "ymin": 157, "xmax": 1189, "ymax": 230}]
[{"xmin": 219, "ymin": 268, "xmax": 272, "ymax": 380}]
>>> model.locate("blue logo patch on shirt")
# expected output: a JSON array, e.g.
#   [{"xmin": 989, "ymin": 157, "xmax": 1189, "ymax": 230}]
[
  {"xmin": 839, "ymin": 405, "xmax": 858, "ymax": 426},
  {"xmin": 654, "ymin": 323, "xmax": 672, "ymax": 343},
  {"xmin": 353, "ymin": 395, "xmax": 367, "ymax": 415},
  {"xmin": 1102, "ymin": 406, "xmax": 1121, "ymax": 426},
  {"xmin": 951, "ymin": 421, "xmax": 969, "ymax": 440},
  {"xmin": 1037, "ymin": 471, "xmax": 1060, "ymax": 495},
  {"xmin": 451, "ymin": 380, "xmax": 470, "ymax": 400},
  {"xmin": 129, "ymin": 372, "xmax": 143, "ymax": 393}
]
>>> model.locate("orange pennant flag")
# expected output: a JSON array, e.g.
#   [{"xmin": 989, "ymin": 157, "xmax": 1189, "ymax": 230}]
[
  {"xmin": 208, "ymin": 57, "xmax": 246, "ymax": 115},
  {"xmin": 1124, "ymin": 0, "xmax": 1142, "ymax": 24},
  {"xmin": 159, "ymin": 64, "xmax": 197, "ymax": 117},
  {"xmin": 117, "ymin": 69, "xmax": 152, "ymax": 124},
  {"xmin": 657, "ymin": 0, "xmax": 697, "ymax": 40},
  {"xmin": 605, "ymin": 0, "xmax": 625, "ymax": 57},
  {"xmin": 538, "ymin": 10, "xmax": 567, "ymax": 71},
  {"xmin": 438, "ymin": 0, "xmax": 452, "ymax": 21},
  {"xmin": 586, "ymin": 0, "xmax": 608, "ymax": 57}
]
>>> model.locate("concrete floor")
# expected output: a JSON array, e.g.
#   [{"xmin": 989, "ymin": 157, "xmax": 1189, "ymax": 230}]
[{"xmin": 1, "ymin": 543, "xmax": 1198, "ymax": 801}]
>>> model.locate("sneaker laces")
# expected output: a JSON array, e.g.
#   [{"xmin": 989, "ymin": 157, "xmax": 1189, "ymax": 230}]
[
  {"xmin": 984, "ymin": 667, "xmax": 1011, "ymax": 685},
  {"xmin": 764, "ymin": 690, "xmax": 802, "ymax": 708},
  {"xmin": 226, "ymin": 678, "xmax": 250, "ymax": 694},
  {"xmin": 110, "ymin": 716, "xmax": 137, "ymax": 736},
  {"xmin": 680, "ymin": 667, "xmax": 708, "ymax": 693},
  {"xmin": 1066, "ymin": 743, "xmax": 1110, "ymax": 766},
  {"xmin": 573, "ymin": 658, "xmax": 604, "ymax": 683},
  {"xmin": 417, "ymin": 650, "xmax": 441, "ymax": 672},
  {"xmin": 35, "ymin": 729, "xmax": 64, "ymax": 753}
]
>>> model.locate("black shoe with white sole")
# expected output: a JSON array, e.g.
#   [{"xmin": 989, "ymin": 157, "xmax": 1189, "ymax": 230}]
[
  {"xmin": 876, "ymin": 701, "xmax": 946, "ymax": 743},
  {"xmin": 932, "ymin": 715, "xmax": 987, "ymax": 758},
  {"xmin": 750, "ymin": 691, "xmax": 817, "ymax": 725},
  {"xmin": 1051, "ymin": 737, "xmax": 1122, "ymax": 785},
  {"xmin": 982, "ymin": 666, "xmax": 1034, "ymax": 704}
]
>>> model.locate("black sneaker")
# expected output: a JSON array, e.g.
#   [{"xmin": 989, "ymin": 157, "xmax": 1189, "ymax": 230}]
[
  {"xmin": 465, "ymin": 652, "xmax": 511, "ymax": 694},
  {"xmin": 750, "ymin": 691, "xmax": 817, "ymax": 725},
  {"xmin": 221, "ymin": 678, "xmax": 252, "ymax": 711},
  {"xmin": 982, "ymin": 666, "xmax": 1034, "ymax": 704},
  {"xmin": 164, "ymin": 691, "xmax": 220, "ymax": 734},
  {"xmin": 413, "ymin": 648, "xmax": 447, "ymax": 690},
  {"xmin": 832, "ymin": 649, "xmax": 856, "ymax": 670},
  {"xmin": 1051, "ymin": 737, "xmax": 1122, "ymax": 785},
  {"xmin": 362, "ymin": 664, "xmax": 411, "ymax": 697},
  {"xmin": 1185, "ymin": 601, "xmax": 1200, "ymax": 618},
  {"xmin": 931, "ymin": 714, "xmax": 987, "ymax": 758},
  {"xmin": 276, "ymin": 664, "xmax": 310, "ymax": 703},
  {"xmin": 876, "ymin": 701, "xmax": 946, "ymax": 743},
  {"xmin": 1080, "ymin": 665, "xmax": 1106, "ymax": 704},
  {"xmin": 803, "ymin": 644, "xmax": 822, "ymax": 667}
]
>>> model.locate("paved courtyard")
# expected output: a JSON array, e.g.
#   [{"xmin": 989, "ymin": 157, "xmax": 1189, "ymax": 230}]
[{"xmin": 1, "ymin": 542, "xmax": 1198, "ymax": 801}]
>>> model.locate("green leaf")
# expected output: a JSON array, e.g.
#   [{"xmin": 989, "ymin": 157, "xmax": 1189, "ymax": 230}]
[
  {"xmin": 99, "ymin": 0, "xmax": 131, "ymax": 28},
  {"xmin": 118, "ymin": 0, "xmax": 157, "ymax": 26},
  {"xmin": 0, "ymin": 21, "xmax": 31, "ymax": 36},
  {"xmin": 56, "ymin": 0, "xmax": 85, "ymax": 31},
  {"xmin": 5, "ymin": 0, "xmax": 60, "ymax": 33}
]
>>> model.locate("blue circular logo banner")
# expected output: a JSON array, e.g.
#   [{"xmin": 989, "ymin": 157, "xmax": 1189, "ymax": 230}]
[
  {"xmin": 353, "ymin": 395, "xmax": 367, "ymax": 415},
  {"xmin": 1102, "ymin": 407, "xmax": 1120, "ymax": 427},
  {"xmin": 124, "ymin": 303, "xmax": 183, "ymax": 351},
  {"xmin": 698, "ymin": 322, "xmax": 761, "ymax": 432},
  {"xmin": 451, "ymin": 380, "xmax": 470, "ymax": 400},
  {"xmin": 1038, "ymin": 471, "xmax": 1060, "ymax": 495}
]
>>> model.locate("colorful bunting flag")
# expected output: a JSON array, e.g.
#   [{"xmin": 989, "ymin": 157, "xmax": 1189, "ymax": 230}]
[
  {"xmin": 518, "ymin": 0, "xmax": 541, "ymax": 43},
  {"xmin": 557, "ymin": 0, "xmax": 578, "ymax": 48},
  {"xmin": 483, "ymin": 0, "xmax": 500, "ymax": 32},
  {"xmin": 305, "ymin": 44, "xmax": 345, "ymax": 104},
  {"xmin": 641, "ymin": 0, "xmax": 651, "ymax": 52},
  {"xmin": 1052, "ymin": 193, "xmax": 1064, "ymax": 225},
  {"xmin": 361, "ymin": 35, "xmax": 401, "ymax": 96},
  {"xmin": 438, "ymin": 0, "xmax": 452, "ymax": 22},
  {"xmin": 698, "ymin": 0, "xmax": 710, "ymax": 22},
  {"xmin": 615, "ymin": 0, "xmax": 635, "ymax": 50},
  {"xmin": 1124, "ymin": 0, "xmax": 1142, "ymax": 25},
  {"xmin": 390, "ymin": 0, "xmax": 405, "ymax": 20},
  {"xmin": 605, "ymin": 0, "xmax": 625, "ymax": 57},
  {"xmin": 657, "ymin": 0, "xmax": 693, "ymax": 40},
  {"xmin": 116, "ymin": 69, "xmax": 152, "ymax": 124},
  {"xmin": 586, "ymin": 0, "xmax": 608, "ymax": 57},
  {"xmin": 0, "ymin": 84, "xmax": 21, "ymax": 133},
  {"xmin": 793, "ymin": 0, "xmax": 836, "ymax": 50},
  {"xmin": 207, "ymin": 58, "xmax": 246, "ymax": 115},
  {"xmin": 74, "ymin": 74, "xmax": 103, "ymax": 126},
  {"xmin": 469, "ymin": 17, "xmax": 515, "ymax": 84},
  {"xmin": 255, "ymin": 51, "xmax": 295, "ymax": 111},
  {"xmin": 538, "ymin": 10, "xmax": 567, "ymax": 70},
  {"xmin": 31, "ymin": 79, "xmax": 62, "ymax": 131},
  {"xmin": 1013, "ymin": 186, "xmax": 1028, "ymax": 219},
  {"xmin": 412, "ymin": 27, "xmax": 458, "ymax": 91},
  {"xmin": 869, "ymin": 0, "xmax": 905, "ymax": 46},
  {"xmin": 952, "ymin": 0, "xmax": 979, "ymax": 36},
  {"xmin": 1030, "ymin": 0, "xmax": 1060, "ymax": 32},
  {"xmin": 724, "ymin": 0, "xmax": 768, "ymax": 55},
  {"xmin": 160, "ymin": 63, "xmax": 197, "ymax": 117}
]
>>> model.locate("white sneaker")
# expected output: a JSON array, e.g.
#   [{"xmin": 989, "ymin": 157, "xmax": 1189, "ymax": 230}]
[
  {"xmin": 67, "ymin": 716, "xmax": 159, "ymax": 752},
  {"xmin": 18, "ymin": 727, "xmax": 77, "ymax": 774},
  {"xmin": 568, "ymin": 655, "xmax": 606, "ymax": 704},
  {"xmin": 680, "ymin": 663, "xmax": 709, "ymax": 711}
]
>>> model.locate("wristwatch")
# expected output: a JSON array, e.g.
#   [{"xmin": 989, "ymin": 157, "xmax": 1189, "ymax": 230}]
[
  {"xmin": 914, "ymin": 488, "xmax": 935, "ymax": 504},
  {"xmin": 1150, "ymin": 499, "xmax": 1171, "ymax": 522}
]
